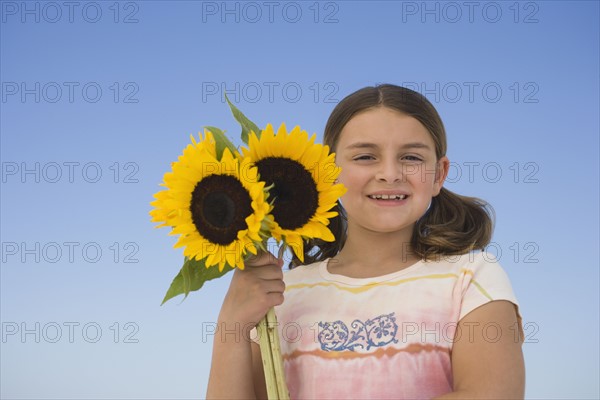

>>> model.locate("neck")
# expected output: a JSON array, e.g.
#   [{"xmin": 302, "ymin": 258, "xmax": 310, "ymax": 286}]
[{"xmin": 329, "ymin": 223, "xmax": 421, "ymax": 278}]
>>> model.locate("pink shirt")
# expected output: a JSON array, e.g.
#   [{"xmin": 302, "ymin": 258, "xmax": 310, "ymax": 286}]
[{"xmin": 272, "ymin": 252, "xmax": 521, "ymax": 399}]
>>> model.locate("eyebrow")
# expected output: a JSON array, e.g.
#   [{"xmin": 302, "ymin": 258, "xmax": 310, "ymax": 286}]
[{"xmin": 344, "ymin": 142, "xmax": 432, "ymax": 151}]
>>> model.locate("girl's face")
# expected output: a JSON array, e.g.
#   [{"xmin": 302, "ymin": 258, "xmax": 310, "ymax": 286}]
[{"xmin": 335, "ymin": 107, "xmax": 448, "ymax": 237}]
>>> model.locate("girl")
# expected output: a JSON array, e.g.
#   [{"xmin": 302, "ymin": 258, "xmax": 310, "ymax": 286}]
[{"xmin": 206, "ymin": 84, "xmax": 525, "ymax": 399}]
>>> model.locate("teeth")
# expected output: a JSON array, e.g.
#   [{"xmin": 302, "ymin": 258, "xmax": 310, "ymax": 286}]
[{"xmin": 368, "ymin": 194, "xmax": 407, "ymax": 200}]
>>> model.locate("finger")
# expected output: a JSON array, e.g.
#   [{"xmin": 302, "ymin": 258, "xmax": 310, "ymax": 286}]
[
  {"xmin": 245, "ymin": 250, "xmax": 282, "ymax": 268},
  {"xmin": 261, "ymin": 279, "xmax": 285, "ymax": 295},
  {"xmin": 266, "ymin": 292, "xmax": 284, "ymax": 307},
  {"xmin": 232, "ymin": 265, "xmax": 283, "ymax": 285},
  {"xmin": 252, "ymin": 264, "xmax": 284, "ymax": 281}
]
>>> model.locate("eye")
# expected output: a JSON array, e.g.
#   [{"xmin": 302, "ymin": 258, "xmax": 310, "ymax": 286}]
[
  {"xmin": 353, "ymin": 154, "xmax": 376, "ymax": 161},
  {"xmin": 402, "ymin": 155, "xmax": 423, "ymax": 162}
]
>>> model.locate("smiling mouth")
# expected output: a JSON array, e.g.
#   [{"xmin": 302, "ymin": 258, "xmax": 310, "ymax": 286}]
[{"xmin": 367, "ymin": 194, "xmax": 407, "ymax": 200}]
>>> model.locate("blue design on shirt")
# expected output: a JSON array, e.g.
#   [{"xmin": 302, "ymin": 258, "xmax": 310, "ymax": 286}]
[{"xmin": 318, "ymin": 313, "xmax": 399, "ymax": 351}]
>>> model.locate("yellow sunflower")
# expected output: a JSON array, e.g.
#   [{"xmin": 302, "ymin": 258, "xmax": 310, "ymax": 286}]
[
  {"xmin": 150, "ymin": 130, "xmax": 218, "ymax": 228},
  {"xmin": 150, "ymin": 131, "xmax": 271, "ymax": 271},
  {"xmin": 242, "ymin": 123, "xmax": 346, "ymax": 262}
]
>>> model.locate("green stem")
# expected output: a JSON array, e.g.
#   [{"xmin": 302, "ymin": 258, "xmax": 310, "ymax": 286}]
[
  {"xmin": 256, "ymin": 243, "xmax": 290, "ymax": 399},
  {"xmin": 257, "ymin": 314, "xmax": 277, "ymax": 398},
  {"xmin": 267, "ymin": 308, "xmax": 289, "ymax": 399}
]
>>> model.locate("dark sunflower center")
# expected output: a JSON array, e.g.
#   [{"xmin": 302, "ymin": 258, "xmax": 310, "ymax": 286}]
[
  {"xmin": 190, "ymin": 174, "xmax": 253, "ymax": 245},
  {"xmin": 255, "ymin": 157, "xmax": 318, "ymax": 230}
]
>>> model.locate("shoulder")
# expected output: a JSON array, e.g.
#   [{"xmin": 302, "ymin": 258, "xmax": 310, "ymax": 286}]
[
  {"xmin": 426, "ymin": 251, "xmax": 516, "ymax": 290},
  {"xmin": 453, "ymin": 251, "xmax": 515, "ymax": 290},
  {"xmin": 283, "ymin": 258, "xmax": 327, "ymax": 285},
  {"xmin": 435, "ymin": 252, "xmax": 521, "ymax": 322},
  {"xmin": 423, "ymin": 251, "xmax": 507, "ymax": 277}
]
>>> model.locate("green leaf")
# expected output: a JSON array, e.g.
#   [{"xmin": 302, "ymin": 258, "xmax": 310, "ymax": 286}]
[
  {"xmin": 224, "ymin": 93, "xmax": 261, "ymax": 144},
  {"xmin": 204, "ymin": 126, "xmax": 238, "ymax": 160},
  {"xmin": 181, "ymin": 261, "xmax": 192, "ymax": 297},
  {"xmin": 161, "ymin": 258, "xmax": 234, "ymax": 305}
]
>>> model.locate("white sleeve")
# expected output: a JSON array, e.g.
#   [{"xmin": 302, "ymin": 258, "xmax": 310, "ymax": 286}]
[{"xmin": 459, "ymin": 252, "xmax": 522, "ymax": 325}]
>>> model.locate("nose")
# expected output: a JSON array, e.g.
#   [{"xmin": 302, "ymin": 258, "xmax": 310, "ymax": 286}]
[{"xmin": 375, "ymin": 160, "xmax": 402, "ymax": 183}]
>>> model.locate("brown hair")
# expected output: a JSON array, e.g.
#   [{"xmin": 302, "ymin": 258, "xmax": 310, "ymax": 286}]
[{"xmin": 291, "ymin": 84, "xmax": 493, "ymax": 267}]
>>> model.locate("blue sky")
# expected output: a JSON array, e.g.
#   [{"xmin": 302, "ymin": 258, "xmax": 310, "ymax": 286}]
[{"xmin": 1, "ymin": 1, "xmax": 599, "ymax": 398}]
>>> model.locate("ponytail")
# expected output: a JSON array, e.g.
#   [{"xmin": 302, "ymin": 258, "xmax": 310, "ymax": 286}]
[{"xmin": 411, "ymin": 187, "xmax": 494, "ymax": 259}]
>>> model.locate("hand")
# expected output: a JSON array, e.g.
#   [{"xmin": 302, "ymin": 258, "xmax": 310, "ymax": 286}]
[{"xmin": 219, "ymin": 251, "xmax": 285, "ymax": 328}]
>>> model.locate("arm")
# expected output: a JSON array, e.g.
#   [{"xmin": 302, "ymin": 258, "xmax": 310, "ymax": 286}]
[
  {"xmin": 206, "ymin": 321, "xmax": 256, "ymax": 399},
  {"xmin": 206, "ymin": 252, "xmax": 284, "ymax": 400},
  {"xmin": 434, "ymin": 300, "xmax": 525, "ymax": 399}
]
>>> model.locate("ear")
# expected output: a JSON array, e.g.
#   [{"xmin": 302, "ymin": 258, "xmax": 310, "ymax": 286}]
[{"xmin": 432, "ymin": 156, "xmax": 450, "ymax": 196}]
